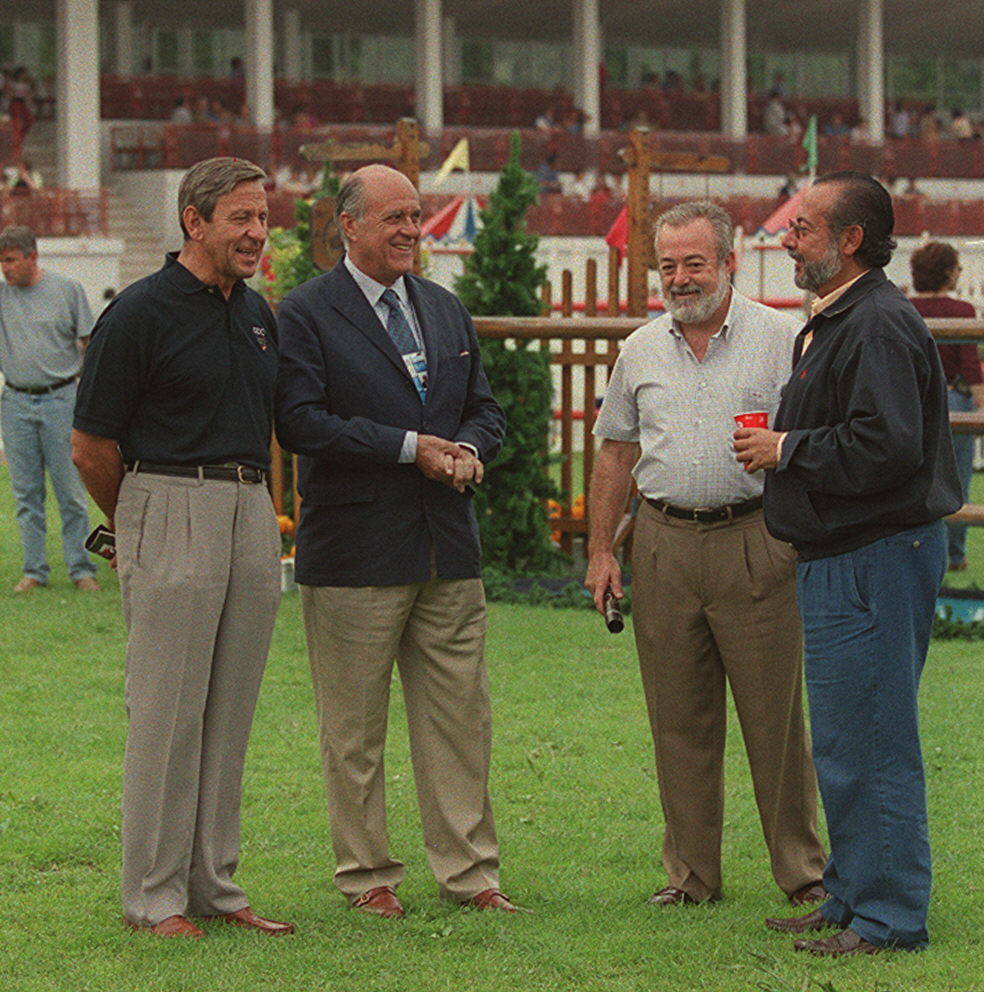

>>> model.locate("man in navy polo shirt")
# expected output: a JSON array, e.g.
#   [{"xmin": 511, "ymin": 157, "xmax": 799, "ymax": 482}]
[{"xmin": 72, "ymin": 157, "xmax": 292, "ymax": 939}]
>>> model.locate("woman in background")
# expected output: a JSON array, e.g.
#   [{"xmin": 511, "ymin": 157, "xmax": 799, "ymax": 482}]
[{"xmin": 909, "ymin": 241, "xmax": 981, "ymax": 571}]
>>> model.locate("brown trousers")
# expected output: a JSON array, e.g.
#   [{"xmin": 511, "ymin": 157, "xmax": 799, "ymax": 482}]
[
  {"xmin": 631, "ymin": 502, "xmax": 826, "ymax": 901},
  {"xmin": 116, "ymin": 472, "xmax": 281, "ymax": 926},
  {"xmin": 301, "ymin": 575, "xmax": 500, "ymax": 901}
]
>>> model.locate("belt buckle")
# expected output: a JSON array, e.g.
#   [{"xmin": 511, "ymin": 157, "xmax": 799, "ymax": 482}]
[
  {"xmin": 692, "ymin": 506, "xmax": 713, "ymax": 522},
  {"xmin": 236, "ymin": 464, "xmax": 256, "ymax": 484}
]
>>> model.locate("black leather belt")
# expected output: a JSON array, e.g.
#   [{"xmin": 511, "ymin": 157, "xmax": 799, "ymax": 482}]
[
  {"xmin": 646, "ymin": 495, "xmax": 762, "ymax": 523},
  {"xmin": 127, "ymin": 461, "xmax": 268, "ymax": 484},
  {"xmin": 5, "ymin": 375, "xmax": 78, "ymax": 395}
]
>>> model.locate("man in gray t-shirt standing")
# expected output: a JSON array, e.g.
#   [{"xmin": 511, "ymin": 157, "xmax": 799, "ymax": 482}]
[{"xmin": 0, "ymin": 225, "xmax": 98, "ymax": 592}]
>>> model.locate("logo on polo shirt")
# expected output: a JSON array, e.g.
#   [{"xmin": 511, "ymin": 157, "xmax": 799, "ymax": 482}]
[{"xmin": 251, "ymin": 325, "xmax": 268, "ymax": 350}]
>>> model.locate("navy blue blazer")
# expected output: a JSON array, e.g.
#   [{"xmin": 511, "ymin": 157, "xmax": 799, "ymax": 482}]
[{"xmin": 275, "ymin": 259, "xmax": 506, "ymax": 587}]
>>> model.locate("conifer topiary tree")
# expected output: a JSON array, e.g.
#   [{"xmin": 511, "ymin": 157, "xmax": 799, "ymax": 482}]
[{"xmin": 456, "ymin": 134, "xmax": 557, "ymax": 572}]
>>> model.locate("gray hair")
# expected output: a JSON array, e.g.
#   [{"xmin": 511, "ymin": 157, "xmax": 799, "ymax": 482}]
[
  {"xmin": 0, "ymin": 225, "xmax": 37, "ymax": 255},
  {"xmin": 335, "ymin": 173, "xmax": 368, "ymax": 248},
  {"xmin": 654, "ymin": 201, "xmax": 734, "ymax": 263},
  {"xmin": 177, "ymin": 157, "xmax": 266, "ymax": 238}
]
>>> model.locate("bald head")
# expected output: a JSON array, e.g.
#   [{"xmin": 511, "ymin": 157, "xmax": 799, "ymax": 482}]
[{"xmin": 337, "ymin": 165, "xmax": 421, "ymax": 286}]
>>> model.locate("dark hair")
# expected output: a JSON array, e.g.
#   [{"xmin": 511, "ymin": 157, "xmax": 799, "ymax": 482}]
[
  {"xmin": 0, "ymin": 225, "xmax": 37, "ymax": 254},
  {"xmin": 813, "ymin": 170, "xmax": 897, "ymax": 268},
  {"xmin": 177, "ymin": 157, "xmax": 265, "ymax": 238},
  {"xmin": 910, "ymin": 240, "xmax": 959, "ymax": 293}
]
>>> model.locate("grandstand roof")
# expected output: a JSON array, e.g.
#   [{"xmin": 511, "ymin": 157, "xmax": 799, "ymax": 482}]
[{"xmin": 11, "ymin": 1, "xmax": 984, "ymax": 60}]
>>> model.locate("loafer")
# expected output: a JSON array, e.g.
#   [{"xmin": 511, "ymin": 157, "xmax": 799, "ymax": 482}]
[
  {"xmin": 468, "ymin": 888, "xmax": 522, "ymax": 913},
  {"xmin": 765, "ymin": 907, "xmax": 834, "ymax": 934},
  {"xmin": 202, "ymin": 906, "xmax": 295, "ymax": 935},
  {"xmin": 788, "ymin": 881, "xmax": 826, "ymax": 905},
  {"xmin": 74, "ymin": 576, "xmax": 102, "ymax": 592},
  {"xmin": 352, "ymin": 885, "xmax": 405, "ymax": 918},
  {"xmin": 124, "ymin": 914, "xmax": 205, "ymax": 938},
  {"xmin": 647, "ymin": 886, "xmax": 700, "ymax": 906},
  {"xmin": 794, "ymin": 928, "xmax": 881, "ymax": 956}
]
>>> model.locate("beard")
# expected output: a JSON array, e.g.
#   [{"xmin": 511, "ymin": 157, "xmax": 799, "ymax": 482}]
[
  {"xmin": 663, "ymin": 271, "xmax": 730, "ymax": 325},
  {"xmin": 791, "ymin": 237, "xmax": 842, "ymax": 293}
]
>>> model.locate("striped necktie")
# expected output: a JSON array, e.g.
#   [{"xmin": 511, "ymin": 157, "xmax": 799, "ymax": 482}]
[{"xmin": 380, "ymin": 288, "xmax": 418, "ymax": 355}]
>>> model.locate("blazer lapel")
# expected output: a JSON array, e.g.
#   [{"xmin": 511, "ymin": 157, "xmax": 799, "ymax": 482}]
[{"xmin": 328, "ymin": 262, "xmax": 412, "ymax": 381}]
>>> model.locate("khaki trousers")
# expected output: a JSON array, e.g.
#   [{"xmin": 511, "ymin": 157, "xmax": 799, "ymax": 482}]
[
  {"xmin": 116, "ymin": 472, "xmax": 281, "ymax": 926},
  {"xmin": 631, "ymin": 502, "xmax": 825, "ymax": 901},
  {"xmin": 300, "ymin": 575, "xmax": 500, "ymax": 901}
]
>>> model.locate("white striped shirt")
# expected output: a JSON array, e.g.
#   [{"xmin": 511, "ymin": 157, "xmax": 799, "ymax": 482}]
[{"xmin": 594, "ymin": 290, "xmax": 799, "ymax": 507}]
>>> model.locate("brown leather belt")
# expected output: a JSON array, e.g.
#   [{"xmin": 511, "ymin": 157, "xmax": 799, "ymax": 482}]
[
  {"xmin": 127, "ymin": 461, "xmax": 268, "ymax": 484},
  {"xmin": 645, "ymin": 495, "xmax": 763, "ymax": 524}
]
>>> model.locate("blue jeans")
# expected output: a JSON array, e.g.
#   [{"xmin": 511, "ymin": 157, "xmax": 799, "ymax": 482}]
[
  {"xmin": 1, "ymin": 383, "xmax": 94, "ymax": 583},
  {"xmin": 796, "ymin": 521, "xmax": 945, "ymax": 950},
  {"xmin": 946, "ymin": 388, "xmax": 975, "ymax": 565}
]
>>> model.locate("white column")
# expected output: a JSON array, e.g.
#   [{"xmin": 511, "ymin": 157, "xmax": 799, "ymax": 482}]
[
  {"xmin": 415, "ymin": 0, "xmax": 443, "ymax": 133},
  {"xmin": 56, "ymin": 0, "xmax": 101, "ymax": 188},
  {"xmin": 114, "ymin": 0, "xmax": 133, "ymax": 76},
  {"xmin": 572, "ymin": 0, "xmax": 600, "ymax": 137},
  {"xmin": 858, "ymin": 0, "xmax": 884, "ymax": 143},
  {"xmin": 442, "ymin": 15, "xmax": 461, "ymax": 87},
  {"xmin": 282, "ymin": 7, "xmax": 302, "ymax": 81},
  {"xmin": 720, "ymin": 0, "xmax": 747, "ymax": 140},
  {"xmin": 244, "ymin": 0, "xmax": 275, "ymax": 128}
]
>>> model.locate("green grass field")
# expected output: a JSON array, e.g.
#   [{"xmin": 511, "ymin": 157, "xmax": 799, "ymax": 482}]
[{"xmin": 0, "ymin": 466, "xmax": 981, "ymax": 992}]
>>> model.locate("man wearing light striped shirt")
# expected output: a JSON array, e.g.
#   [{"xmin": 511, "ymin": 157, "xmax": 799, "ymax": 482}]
[{"xmin": 585, "ymin": 201, "xmax": 826, "ymax": 909}]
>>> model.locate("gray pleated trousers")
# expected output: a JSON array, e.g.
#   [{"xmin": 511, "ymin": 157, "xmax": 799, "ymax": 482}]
[{"xmin": 116, "ymin": 470, "xmax": 281, "ymax": 927}]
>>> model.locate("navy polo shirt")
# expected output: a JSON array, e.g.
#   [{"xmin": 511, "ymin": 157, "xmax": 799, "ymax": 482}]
[{"xmin": 74, "ymin": 254, "xmax": 278, "ymax": 469}]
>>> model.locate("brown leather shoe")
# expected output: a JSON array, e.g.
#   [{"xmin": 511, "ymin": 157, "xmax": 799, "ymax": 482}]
[
  {"xmin": 202, "ymin": 906, "xmax": 295, "ymax": 935},
  {"xmin": 765, "ymin": 907, "xmax": 834, "ymax": 934},
  {"xmin": 647, "ymin": 886, "xmax": 699, "ymax": 906},
  {"xmin": 788, "ymin": 881, "xmax": 826, "ymax": 905},
  {"xmin": 794, "ymin": 928, "xmax": 881, "ymax": 956},
  {"xmin": 353, "ymin": 885, "xmax": 405, "ymax": 918},
  {"xmin": 124, "ymin": 914, "xmax": 205, "ymax": 938},
  {"xmin": 74, "ymin": 576, "xmax": 102, "ymax": 592},
  {"xmin": 468, "ymin": 888, "xmax": 521, "ymax": 913},
  {"xmin": 13, "ymin": 576, "xmax": 45, "ymax": 593}
]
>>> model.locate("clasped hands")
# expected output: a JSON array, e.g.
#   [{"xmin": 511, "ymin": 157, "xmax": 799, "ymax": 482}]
[{"xmin": 415, "ymin": 434, "xmax": 484, "ymax": 492}]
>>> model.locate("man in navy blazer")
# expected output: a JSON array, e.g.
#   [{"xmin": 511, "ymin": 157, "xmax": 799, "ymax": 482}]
[{"xmin": 275, "ymin": 164, "xmax": 514, "ymax": 918}]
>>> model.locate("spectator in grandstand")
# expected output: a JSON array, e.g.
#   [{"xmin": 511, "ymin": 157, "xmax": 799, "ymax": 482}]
[
  {"xmin": 849, "ymin": 118, "xmax": 872, "ymax": 145},
  {"xmin": 534, "ymin": 104, "xmax": 558, "ymax": 131},
  {"xmin": 587, "ymin": 200, "xmax": 826, "ymax": 911},
  {"xmin": 291, "ymin": 104, "xmax": 319, "ymax": 129},
  {"xmin": 888, "ymin": 101, "xmax": 911, "ymax": 140},
  {"xmin": 588, "ymin": 174, "xmax": 614, "ymax": 210},
  {"xmin": 534, "ymin": 153, "xmax": 562, "ymax": 194},
  {"xmin": 0, "ymin": 225, "xmax": 98, "ymax": 594},
  {"xmin": 170, "ymin": 96, "xmax": 193, "ymax": 124},
  {"xmin": 763, "ymin": 90, "xmax": 788, "ymax": 136},
  {"xmin": 908, "ymin": 241, "xmax": 981, "ymax": 571},
  {"xmin": 567, "ymin": 168, "xmax": 593, "ymax": 201},
  {"xmin": 4, "ymin": 159, "xmax": 42, "ymax": 192},
  {"xmin": 7, "ymin": 66, "xmax": 35, "ymax": 155},
  {"xmin": 193, "ymin": 95, "xmax": 217, "ymax": 124},
  {"xmin": 822, "ymin": 113, "xmax": 850, "ymax": 139},
  {"xmin": 918, "ymin": 105, "xmax": 940, "ymax": 142},
  {"xmin": 949, "ymin": 108, "xmax": 973, "ymax": 141}
]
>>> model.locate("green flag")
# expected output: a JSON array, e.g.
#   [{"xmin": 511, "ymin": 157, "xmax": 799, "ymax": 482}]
[{"xmin": 801, "ymin": 114, "xmax": 818, "ymax": 177}]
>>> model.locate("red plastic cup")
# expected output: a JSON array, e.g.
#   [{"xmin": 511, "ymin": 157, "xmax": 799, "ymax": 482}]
[{"xmin": 734, "ymin": 411, "xmax": 768, "ymax": 429}]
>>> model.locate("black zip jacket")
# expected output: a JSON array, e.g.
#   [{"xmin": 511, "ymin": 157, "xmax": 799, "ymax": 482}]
[{"xmin": 764, "ymin": 268, "xmax": 961, "ymax": 560}]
